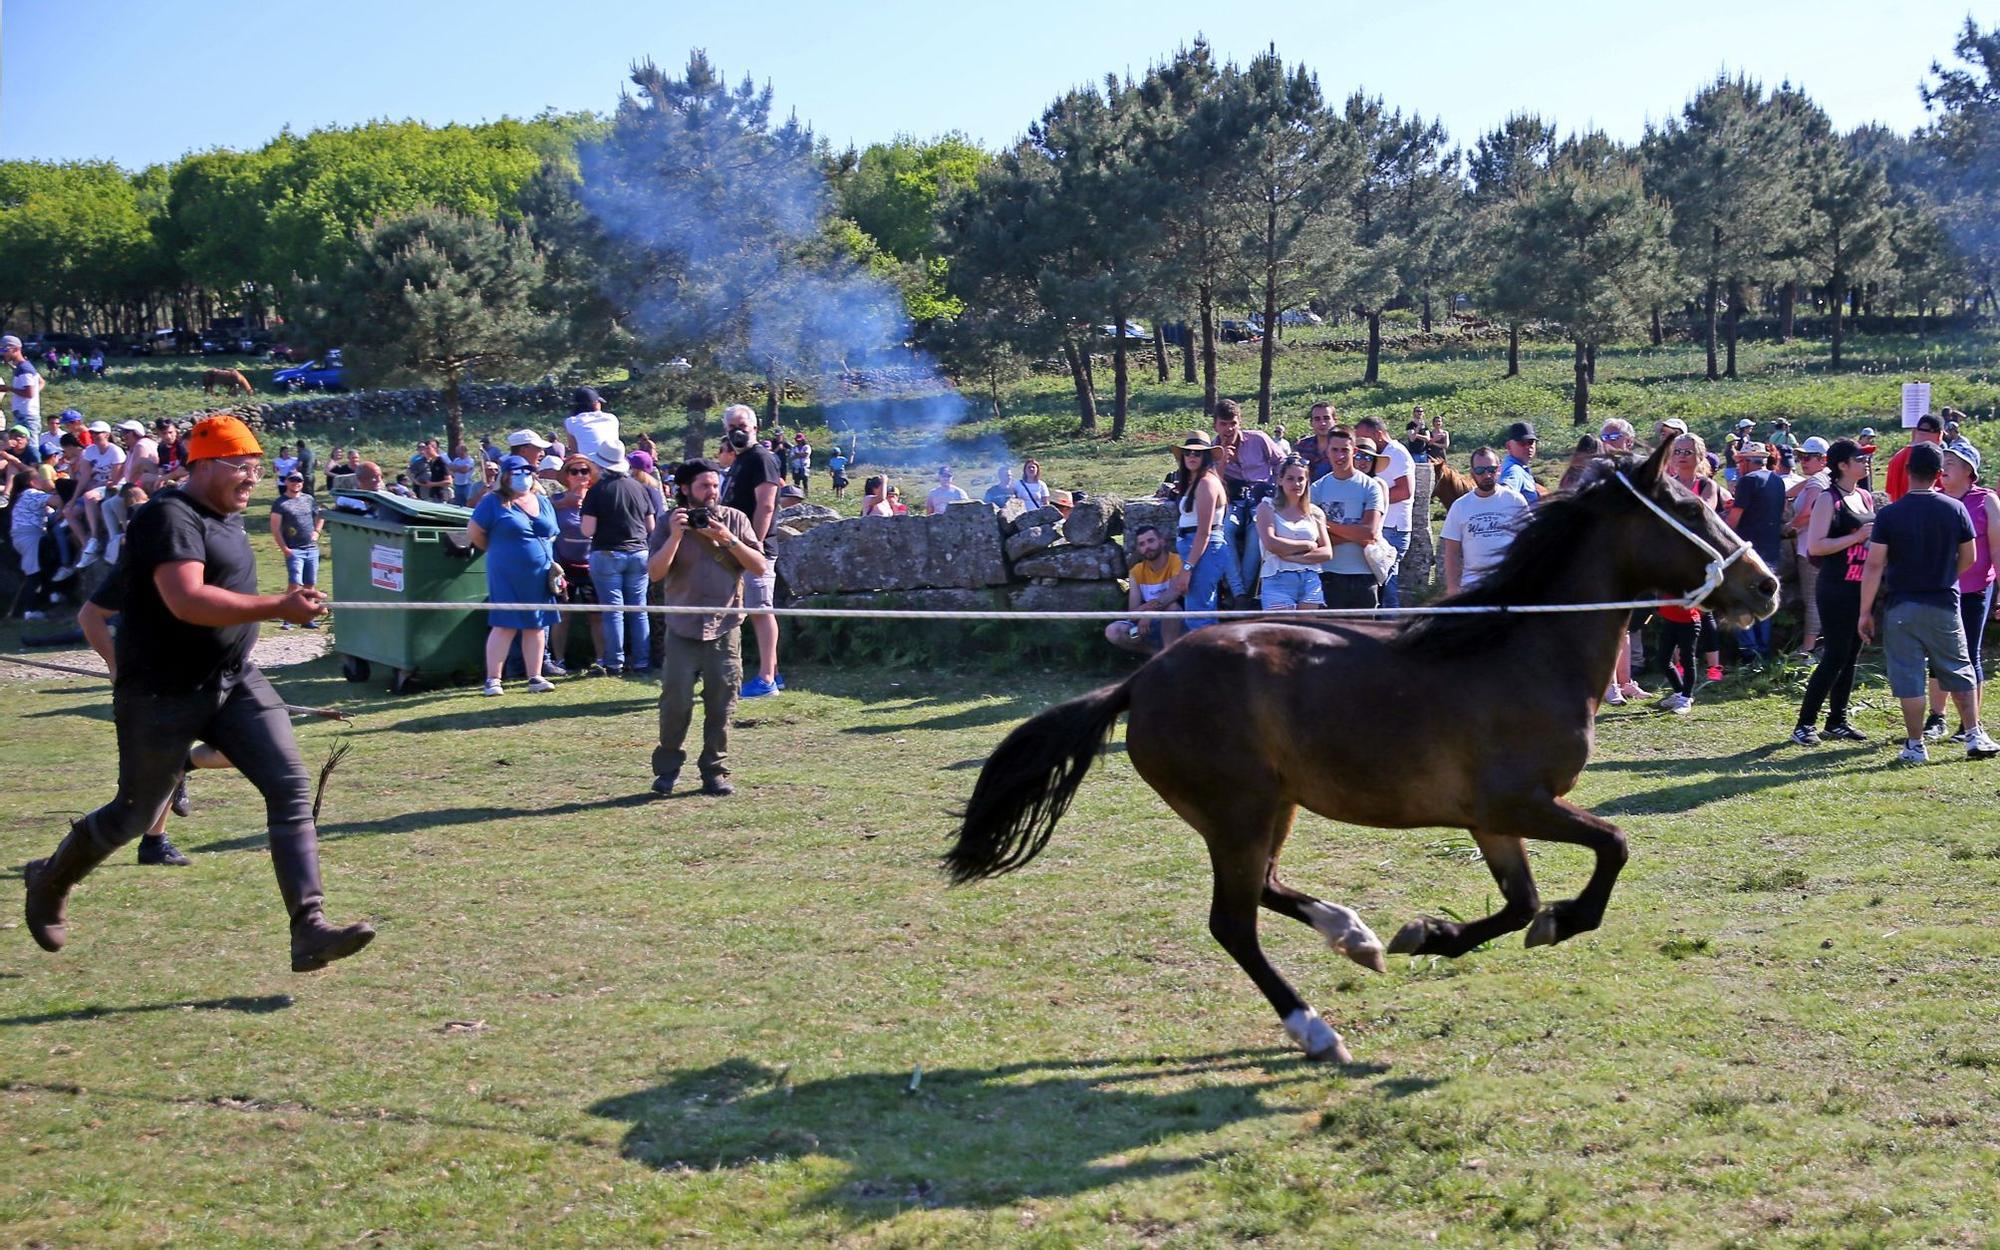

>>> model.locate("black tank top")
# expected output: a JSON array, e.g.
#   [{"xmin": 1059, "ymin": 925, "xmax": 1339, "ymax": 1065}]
[{"xmin": 1817, "ymin": 486, "xmax": 1869, "ymax": 586}]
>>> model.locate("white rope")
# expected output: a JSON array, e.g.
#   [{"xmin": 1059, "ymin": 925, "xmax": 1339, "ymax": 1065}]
[{"xmin": 318, "ymin": 473, "xmax": 1747, "ymax": 625}]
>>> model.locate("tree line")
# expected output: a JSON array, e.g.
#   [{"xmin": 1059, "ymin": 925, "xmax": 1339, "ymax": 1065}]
[{"xmin": 2, "ymin": 22, "xmax": 1995, "ymax": 438}]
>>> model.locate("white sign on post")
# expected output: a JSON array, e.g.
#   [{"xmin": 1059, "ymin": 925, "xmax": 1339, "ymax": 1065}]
[{"xmin": 1901, "ymin": 382, "xmax": 1932, "ymax": 429}]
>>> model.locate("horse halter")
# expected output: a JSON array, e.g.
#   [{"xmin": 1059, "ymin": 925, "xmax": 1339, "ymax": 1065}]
[{"xmin": 1612, "ymin": 470, "xmax": 1753, "ymax": 610}]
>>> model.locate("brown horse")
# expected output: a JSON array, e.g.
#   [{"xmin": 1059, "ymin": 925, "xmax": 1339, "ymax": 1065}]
[
  {"xmin": 203, "ymin": 368, "xmax": 253, "ymax": 395},
  {"xmin": 947, "ymin": 443, "xmax": 1778, "ymax": 1062},
  {"xmin": 1429, "ymin": 459, "xmax": 1477, "ymax": 512}
]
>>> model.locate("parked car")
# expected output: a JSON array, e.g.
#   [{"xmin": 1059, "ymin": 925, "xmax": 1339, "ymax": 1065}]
[
  {"xmin": 1218, "ymin": 320, "xmax": 1263, "ymax": 343},
  {"xmin": 271, "ymin": 359, "xmax": 347, "ymax": 392},
  {"xmin": 1095, "ymin": 320, "xmax": 1151, "ymax": 341}
]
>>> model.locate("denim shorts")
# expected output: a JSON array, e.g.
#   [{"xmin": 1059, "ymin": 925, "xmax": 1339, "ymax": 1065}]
[
  {"xmin": 1260, "ymin": 568, "xmax": 1325, "ymax": 611},
  {"xmin": 285, "ymin": 545, "xmax": 320, "ymax": 587},
  {"xmin": 1883, "ymin": 599, "xmax": 1975, "ymax": 698}
]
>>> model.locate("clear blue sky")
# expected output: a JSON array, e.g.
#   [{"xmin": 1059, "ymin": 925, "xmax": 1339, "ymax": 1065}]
[{"xmin": 2, "ymin": 0, "xmax": 1991, "ymax": 168}]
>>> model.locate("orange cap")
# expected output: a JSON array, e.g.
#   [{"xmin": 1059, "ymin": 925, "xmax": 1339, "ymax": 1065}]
[{"xmin": 184, "ymin": 414, "xmax": 264, "ymax": 462}]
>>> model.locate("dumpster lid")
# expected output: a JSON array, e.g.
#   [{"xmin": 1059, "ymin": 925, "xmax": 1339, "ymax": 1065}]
[{"xmin": 331, "ymin": 491, "xmax": 473, "ymax": 524}]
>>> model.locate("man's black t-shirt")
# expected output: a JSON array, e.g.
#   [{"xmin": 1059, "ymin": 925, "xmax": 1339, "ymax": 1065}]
[
  {"xmin": 1871, "ymin": 489, "xmax": 1974, "ymax": 611},
  {"xmin": 426, "ymin": 455, "xmax": 450, "ymax": 485},
  {"xmin": 577, "ymin": 471, "xmax": 652, "ymax": 552},
  {"xmin": 722, "ymin": 445, "xmax": 782, "ymax": 533},
  {"xmin": 110, "ymin": 488, "xmax": 260, "ymax": 692}
]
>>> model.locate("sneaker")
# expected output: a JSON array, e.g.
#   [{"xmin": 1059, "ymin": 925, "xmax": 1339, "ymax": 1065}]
[
  {"xmin": 1898, "ymin": 741, "xmax": 1930, "ymax": 765},
  {"xmin": 302, "ymin": 619, "xmax": 319, "ymax": 630},
  {"xmin": 541, "ymin": 659, "xmax": 567, "ymax": 677},
  {"xmin": 1704, "ymin": 665, "xmax": 1724, "ymax": 684},
  {"xmin": 1923, "ymin": 712, "xmax": 1948, "ymax": 741},
  {"xmin": 740, "ymin": 675, "xmax": 779, "ymax": 699},
  {"xmin": 50, "ymin": 564, "xmax": 77, "ymax": 583},
  {"xmin": 1824, "ymin": 722, "xmax": 1869, "ymax": 742},
  {"xmin": 1667, "ymin": 693, "xmax": 1693, "ymax": 715},
  {"xmin": 1967, "ymin": 727, "xmax": 2000, "ymax": 760},
  {"xmin": 21, "ymin": 610, "xmax": 46, "ymax": 621},
  {"xmin": 699, "ymin": 776, "xmax": 736, "ymax": 796},
  {"xmin": 482, "ymin": 678, "xmax": 504, "ymax": 696},
  {"xmin": 80, "ymin": 537, "xmax": 101, "ymax": 559},
  {"xmin": 1603, "ymin": 685, "xmax": 1626, "ymax": 707},
  {"xmin": 526, "ymin": 676, "xmax": 556, "ymax": 693},
  {"xmin": 279, "ymin": 621, "xmax": 294, "ymax": 630},
  {"xmin": 1617, "ymin": 681, "xmax": 1652, "ymax": 701},
  {"xmin": 136, "ymin": 836, "xmax": 191, "ymax": 867},
  {"xmin": 1791, "ymin": 725, "xmax": 1822, "ymax": 746},
  {"xmin": 774, "ymin": 672, "xmax": 787, "ymax": 690},
  {"xmin": 75, "ymin": 549, "xmax": 99, "ymax": 570},
  {"xmin": 580, "ymin": 662, "xmax": 609, "ymax": 678},
  {"xmin": 1950, "ymin": 728, "xmax": 1970, "ymax": 745}
]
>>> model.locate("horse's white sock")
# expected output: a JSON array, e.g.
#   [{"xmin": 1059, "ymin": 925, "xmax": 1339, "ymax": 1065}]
[
  {"xmin": 1305, "ymin": 900, "xmax": 1386, "ymax": 970},
  {"xmin": 1282, "ymin": 1006, "xmax": 1343, "ymax": 1059}
]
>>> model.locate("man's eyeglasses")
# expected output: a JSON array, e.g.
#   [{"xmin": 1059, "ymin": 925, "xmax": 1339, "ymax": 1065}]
[{"xmin": 214, "ymin": 458, "xmax": 262, "ymax": 480}]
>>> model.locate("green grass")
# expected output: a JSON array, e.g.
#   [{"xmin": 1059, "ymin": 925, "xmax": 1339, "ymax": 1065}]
[{"xmin": 5, "ymin": 642, "xmax": 2000, "ymax": 1245}]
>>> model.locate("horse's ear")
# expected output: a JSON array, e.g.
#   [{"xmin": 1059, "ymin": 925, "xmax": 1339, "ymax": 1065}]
[{"xmin": 1634, "ymin": 438, "xmax": 1671, "ymax": 489}]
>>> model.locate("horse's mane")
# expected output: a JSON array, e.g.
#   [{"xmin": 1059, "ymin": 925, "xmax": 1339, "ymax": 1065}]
[{"xmin": 1390, "ymin": 455, "xmax": 1651, "ymax": 654}]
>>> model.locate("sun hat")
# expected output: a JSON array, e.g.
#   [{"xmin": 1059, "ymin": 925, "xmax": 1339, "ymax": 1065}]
[
  {"xmin": 504, "ymin": 427, "xmax": 550, "ymax": 450},
  {"xmin": 1944, "ymin": 440, "xmax": 1981, "ymax": 476},
  {"xmin": 537, "ymin": 454, "xmax": 564, "ymax": 472},
  {"xmin": 1800, "ymin": 436, "xmax": 1830, "ymax": 455},
  {"xmin": 1352, "ymin": 436, "xmax": 1381, "ymax": 459},
  {"xmin": 115, "ymin": 419, "xmax": 145, "ymax": 435},
  {"xmin": 586, "ymin": 436, "xmax": 630, "ymax": 474},
  {"xmin": 1177, "ymin": 431, "xmax": 1215, "ymax": 452},
  {"xmin": 183, "ymin": 414, "xmax": 263, "ymax": 462}
]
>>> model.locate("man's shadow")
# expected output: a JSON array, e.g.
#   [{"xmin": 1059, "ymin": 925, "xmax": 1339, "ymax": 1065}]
[{"xmin": 589, "ymin": 1050, "xmax": 1436, "ymax": 1216}]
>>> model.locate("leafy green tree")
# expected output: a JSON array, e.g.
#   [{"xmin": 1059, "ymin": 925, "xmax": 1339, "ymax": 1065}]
[
  {"xmin": 1240, "ymin": 48, "xmax": 1357, "ymax": 422},
  {"xmin": 301, "ymin": 207, "xmax": 564, "ymax": 450},
  {"xmin": 1468, "ymin": 114, "xmax": 1558, "ymax": 373},
  {"xmin": 1334, "ymin": 95, "xmax": 1456, "ymax": 384},
  {"xmin": 1796, "ymin": 143, "xmax": 1890, "ymax": 367},
  {"xmin": 1922, "ymin": 19, "xmax": 2000, "ymax": 314},
  {"xmin": 1494, "ymin": 140, "xmax": 1675, "ymax": 425}
]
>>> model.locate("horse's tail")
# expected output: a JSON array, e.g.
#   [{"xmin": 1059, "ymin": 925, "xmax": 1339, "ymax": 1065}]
[{"xmin": 945, "ymin": 677, "xmax": 1134, "ymax": 884}]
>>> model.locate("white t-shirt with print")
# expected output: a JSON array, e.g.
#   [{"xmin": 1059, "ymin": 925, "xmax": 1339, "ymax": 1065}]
[
  {"xmin": 1441, "ymin": 486, "xmax": 1531, "ymax": 588},
  {"xmin": 81, "ymin": 441, "xmax": 126, "ymax": 489},
  {"xmin": 1373, "ymin": 437, "xmax": 1416, "ymax": 531}
]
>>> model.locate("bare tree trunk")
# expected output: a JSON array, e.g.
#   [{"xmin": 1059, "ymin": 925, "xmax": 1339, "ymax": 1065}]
[
  {"xmin": 1363, "ymin": 309, "xmax": 1382, "ymax": 384},
  {"xmin": 1180, "ymin": 318, "xmax": 1196, "ymax": 383},
  {"xmin": 1061, "ymin": 340, "xmax": 1098, "ymax": 431},
  {"xmin": 1111, "ymin": 300, "xmax": 1130, "ymax": 440},
  {"xmin": 1585, "ymin": 343, "xmax": 1597, "ymax": 384},
  {"xmin": 1779, "ymin": 280, "xmax": 1796, "ymax": 341},
  {"xmin": 1650, "ymin": 305, "xmax": 1663, "ymax": 346},
  {"xmin": 1152, "ymin": 322, "xmax": 1169, "ymax": 383},
  {"xmin": 1848, "ymin": 286, "xmax": 1861, "ymax": 318},
  {"xmin": 1199, "ymin": 285, "xmax": 1218, "ymax": 414},
  {"xmin": 1421, "ymin": 291, "xmax": 1433, "ymax": 333},
  {"xmin": 1506, "ymin": 322, "xmax": 1520, "ymax": 377},
  {"xmin": 1830, "ymin": 271, "xmax": 1846, "ymax": 370},
  {"xmin": 1703, "ymin": 277, "xmax": 1720, "ymax": 381},
  {"xmin": 1572, "ymin": 339, "xmax": 1591, "ymax": 426},
  {"xmin": 442, "ymin": 373, "xmax": 466, "ymax": 454},
  {"xmin": 1257, "ymin": 236, "xmax": 1279, "ymax": 423},
  {"xmin": 1724, "ymin": 278, "xmax": 1741, "ymax": 378}
]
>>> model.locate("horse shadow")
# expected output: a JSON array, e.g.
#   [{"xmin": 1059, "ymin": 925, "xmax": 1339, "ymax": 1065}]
[
  {"xmin": 186, "ymin": 793, "xmax": 659, "ymax": 853},
  {"xmin": 588, "ymin": 1049, "xmax": 1430, "ymax": 1217},
  {"xmin": 0, "ymin": 993, "xmax": 292, "ymax": 1027}
]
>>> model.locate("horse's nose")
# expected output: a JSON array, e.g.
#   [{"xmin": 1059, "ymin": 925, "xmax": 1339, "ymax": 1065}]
[{"xmin": 1755, "ymin": 573, "xmax": 1780, "ymax": 601}]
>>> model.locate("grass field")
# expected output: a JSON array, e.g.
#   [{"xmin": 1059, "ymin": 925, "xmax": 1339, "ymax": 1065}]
[
  {"xmin": 5, "ymin": 328, "xmax": 1999, "ymax": 1245},
  {"xmin": 5, "ymin": 638, "xmax": 2000, "ymax": 1245}
]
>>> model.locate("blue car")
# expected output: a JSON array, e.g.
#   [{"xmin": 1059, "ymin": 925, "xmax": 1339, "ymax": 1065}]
[{"xmin": 271, "ymin": 359, "xmax": 347, "ymax": 392}]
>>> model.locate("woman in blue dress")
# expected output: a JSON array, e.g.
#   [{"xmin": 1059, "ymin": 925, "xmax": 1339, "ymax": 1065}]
[{"xmin": 468, "ymin": 454, "xmax": 560, "ymax": 696}]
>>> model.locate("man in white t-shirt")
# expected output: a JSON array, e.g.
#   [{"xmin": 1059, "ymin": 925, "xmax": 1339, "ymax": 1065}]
[
  {"xmin": 68, "ymin": 422, "xmax": 129, "ymax": 567},
  {"xmin": 1354, "ymin": 415, "xmax": 1415, "ymax": 607},
  {"xmin": 925, "ymin": 466, "xmax": 971, "ymax": 514},
  {"xmin": 3, "ymin": 335, "xmax": 42, "ymax": 426},
  {"xmin": 564, "ymin": 387, "xmax": 620, "ymax": 461},
  {"xmin": 1441, "ymin": 446, "xmax": 1531, "ymax": 594}
]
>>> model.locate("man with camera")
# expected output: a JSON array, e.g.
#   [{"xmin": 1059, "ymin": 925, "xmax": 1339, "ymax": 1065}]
[
  {"xmin": 719, "ymin": 404, "xmax": 785, "ymax": 698},
  {"xmin": 647, "ymin": 457, "xmax": 771, "ymax": 798}
]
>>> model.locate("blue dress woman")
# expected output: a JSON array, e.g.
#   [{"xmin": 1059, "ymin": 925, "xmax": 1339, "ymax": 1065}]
[{"xmin": 468, "ymin": 455, "xmax": 559, "ymax": 695}]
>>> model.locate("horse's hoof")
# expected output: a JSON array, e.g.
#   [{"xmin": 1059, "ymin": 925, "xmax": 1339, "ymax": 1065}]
[
  {"xmin": 1387, "ymin": 918, "xmax": 1430, "ymax": 956},
  {"xmin": 1344, "ymin": 941, "xmax": 1388, "ymax": 975},
  {"xmin": 1306, "ymin": 1036, "xmax": 1354, "ymax": 1064},
  {"xmin": 1524, "ymin": 909, "xmax": 1563, "ymax": 948}
]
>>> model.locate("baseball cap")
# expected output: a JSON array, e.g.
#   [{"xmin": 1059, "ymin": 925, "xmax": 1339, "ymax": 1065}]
[
  {"xmin": 537, "ymin": 454, "xmax": 563, "ymax": 472},
  {"xmin": 1800, "ymin": 436, "xmax": 1830, "ymax": 455},
  {"xmin": 183, "ymin": 414, "xmax": 263, "ymax": 462},
  {"xmin": 778, "ymin": 483, "xmax": 805, "ymax": 501},
  {"xmin": 58, "ymin": 409, "xmax": 83, "ymax": 425},
  {"xmin": 115, "ymin": 419, "xmax": 145, "ymax": 435},
  {"xmin": 505, "ymin": 428, "xmax": 550, "ymax": 450},
  {"xmin": 0, "ymin": 335, "xmax": 20, "ymax": 351},
  {"xmin": 570, "ymin": 386, "xmax": 602, "ymax": 411},
  {"xmin": 5, "ymin": 424, "xmax": 29, "ymax": 437},
  {"xmin": 1915, "ymin": 413, "xmax": 1943, "ymax": 433},
  {"xmin": 1859, "ymin": 427, "xmax": 1877, "ymax": 439},
  {"xmin": 284, "ymin": 470, "xmax": 305, "ymax": 482},
  {"xmin": 86, "ymin": 420, "xmax": 112, "ymax": 434},
  {"xmin": 499, "ymin": 454, "xmax": 533, "ymax": 475},
  {"xmin": 1657, "ymin": 417, "xmax": 1689, "ymax": 435},
  {"xmin": 1734, "ymin": 419, "xmax": 1754, "ymax": 430},
  {"xmin": 1503, "ymin": 421, "xmax": 1538, "ymax": 443},
  {"xmin": 626, "ymin": 450, "xmax": 655, "ymax": 473},
  {"xmin": 1944, "ymin": 440, "xmax": 1981, "ymax": 475}
]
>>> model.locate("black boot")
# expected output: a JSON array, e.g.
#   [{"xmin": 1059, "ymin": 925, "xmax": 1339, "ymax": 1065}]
[
  {"xmin": 269, "ymin": 831, "xmax": 374, "ymax": 973},
  {"xmin": 24, "ymin": 818, "xmax": 117, "ymax": 953}
]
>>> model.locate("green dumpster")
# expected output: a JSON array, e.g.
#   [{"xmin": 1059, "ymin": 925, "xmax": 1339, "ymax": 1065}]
[{"xmin": 325, "ymin": 491, "xmax": 487, "ymax": 693}]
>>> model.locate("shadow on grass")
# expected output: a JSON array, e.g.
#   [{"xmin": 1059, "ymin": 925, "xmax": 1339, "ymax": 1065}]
[
  {"xmin": 1591, "ymin": 741, "xmax": 1896, "ymax": 816},
  {"xmin": 1, "ymin": 993, "xmax": 292, "ymax": 1027},
  {"xmin": 589, "ymin": 1050, "xmax": 1432, "ymax": 1216},
  {"xmin": 186, "ymin": 792, "xmax": 660, "ymax": 853}
]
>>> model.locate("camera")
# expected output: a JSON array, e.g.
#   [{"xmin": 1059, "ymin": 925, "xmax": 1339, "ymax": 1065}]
[{"xmin": 684, "ymin": 506, "xmax": 712, "ymax": 530}]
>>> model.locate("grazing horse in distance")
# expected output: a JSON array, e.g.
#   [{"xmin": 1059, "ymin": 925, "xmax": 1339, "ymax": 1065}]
[
  {"xmin": 947, "ymin": 443, "xmax": 1779, "ymax": 1063},
  {"xmin": 203, "ymin": 368, "xmax": 253, "ymax": 395}
]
